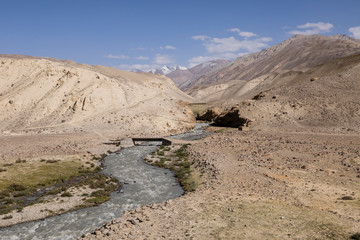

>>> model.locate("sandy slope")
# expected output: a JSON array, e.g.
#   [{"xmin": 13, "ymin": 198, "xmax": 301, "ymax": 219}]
[{"xmin": 0, "ymin": 56, "xmax": 195, "ymax": 138}]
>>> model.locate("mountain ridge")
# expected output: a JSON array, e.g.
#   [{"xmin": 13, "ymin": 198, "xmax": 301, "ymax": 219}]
[{"xmin": 187, "ymin": 34, "xmax": 360, "ymax": 92}]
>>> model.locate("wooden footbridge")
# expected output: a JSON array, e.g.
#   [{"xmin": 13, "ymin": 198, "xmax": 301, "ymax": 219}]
[{"xmin": 105, "ymin": 137, "xmax": 190, "ymax": 148}]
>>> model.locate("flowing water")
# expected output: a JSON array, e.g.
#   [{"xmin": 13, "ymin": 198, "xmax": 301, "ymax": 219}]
[{"xmin": 0, "ymin": 124, "xmax": 209, "ymax": 240}]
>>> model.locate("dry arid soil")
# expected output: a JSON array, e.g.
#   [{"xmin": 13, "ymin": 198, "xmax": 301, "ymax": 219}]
[
  {"xmin": 80, "ymin": 44, "xmax": 360, "ymax": 239},
  {"xmin": 81, "ymin": 128, "xmax": 360, "ymax": 240},
  {"xmin": 1, "ymin": 42, "xmax": 360, "ymax": 239}
]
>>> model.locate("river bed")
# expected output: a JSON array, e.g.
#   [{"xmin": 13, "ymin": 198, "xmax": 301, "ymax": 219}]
[{"xmin": 0, "ymin": 123, "xmax": 209, "ymax": 240}]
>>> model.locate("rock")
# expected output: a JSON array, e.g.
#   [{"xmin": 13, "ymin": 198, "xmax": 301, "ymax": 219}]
[
  {"xmin": 252, "ymin": 92, "xmax": 265, "ymax": 100},
  {"xmin": 120, "ymin": 138, "xmax": 135, "ymax": 148},
  {"xmin": 214, "ymin": 107, "xmax": 252, "ymax": 128},
  {"xmin": 196, "ymin": 107, "xmax": 221, "ymax": 121}
]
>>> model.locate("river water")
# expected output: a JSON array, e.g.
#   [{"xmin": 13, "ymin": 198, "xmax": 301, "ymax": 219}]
[{"xmin": 0, "ymin": 123, "xmax": 209, "ymax": 240}]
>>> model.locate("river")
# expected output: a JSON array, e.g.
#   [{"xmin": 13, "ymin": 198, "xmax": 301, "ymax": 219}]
[{"xmin": 0, "ymin": 123, "xmax": 209, "ymax": 240}]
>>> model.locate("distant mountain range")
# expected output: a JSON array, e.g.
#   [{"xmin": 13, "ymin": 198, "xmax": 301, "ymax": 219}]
[
  {"xmin": 147, "ymin": 65, "xmax": 188, "ymax": 75},
  {"xmin": 187, "ymin": 34, "xmax": 360, "ymax": 100},
  {"xmin": 144, "ymin": 60, "xmax": 231, "ymax": 90},
  {"xmin": 136, "ymin": 34, "xmax": 360, "ymax": 95}
]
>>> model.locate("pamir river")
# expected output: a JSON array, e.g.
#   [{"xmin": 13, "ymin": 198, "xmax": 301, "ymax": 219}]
[{"xmin": 0, "ymin": 123, "xmax": 209, "ymax": 240}]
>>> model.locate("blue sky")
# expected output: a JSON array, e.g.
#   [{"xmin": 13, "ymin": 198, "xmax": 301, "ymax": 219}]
[{"xmin": 1, "ymin": 0, "xmax": 360, "ymax": 71}]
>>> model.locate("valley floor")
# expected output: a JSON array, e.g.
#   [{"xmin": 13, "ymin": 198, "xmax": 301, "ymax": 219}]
[
  {"xmin": 0, "ymin": 132, "xmax": 120, "ymax": 227},
  {"xmin": 81, "ymin": 128, "xmax": 360, "ymax": 240}
]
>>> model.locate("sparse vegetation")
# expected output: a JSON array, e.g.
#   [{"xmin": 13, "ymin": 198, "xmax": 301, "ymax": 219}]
[
  {"xmin": 0, "ymin": 154, "xmax": 120, "ymax": 217},
  {"xmin": 189, "ymin": 103, "xmax": 208, "ymax": 118},
  {"xmin": 60, "ymin": 192, "xmax": 72, "ymax": 197},
  {"xmin": 15, "ymin": 159, "xmax": 26, "ymax": 163},
  {"xmin": 2, "ymin": 215, "xmax": 12, "ymax": 220},
  {"xmin": 148, "ymin": 144, "xmax": 199, "ymax": 192},
  {"xmin": 45, "ymin": 160, "xmax": 59, "ymax": 164}
]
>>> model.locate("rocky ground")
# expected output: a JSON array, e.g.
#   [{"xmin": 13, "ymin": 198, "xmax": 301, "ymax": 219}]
[{"xmin": 81, "ymin": 128, "xmax": 360, "ymax": 240}]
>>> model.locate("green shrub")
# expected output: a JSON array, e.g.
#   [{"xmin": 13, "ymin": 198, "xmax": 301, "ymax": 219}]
[
  {"xmin": 60, "ymin": 192, "xmax": 72, "ymax": 197},
  {"xmin": 46, "ymin": 160, "xmax": 59, "ymax": 164},
  {"xmin": 7, "ymin": 183, "xmax": 26, "ymax": 192}
]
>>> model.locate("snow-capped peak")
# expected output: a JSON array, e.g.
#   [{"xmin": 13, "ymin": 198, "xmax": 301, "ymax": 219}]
[{"xmin": 148, "ymin": 65, "xmax": 187, "ymax": 75}]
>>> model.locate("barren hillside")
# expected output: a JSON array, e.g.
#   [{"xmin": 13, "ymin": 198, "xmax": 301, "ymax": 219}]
[
  {"xmin": 188, "ymin": 34, "xmax": 360, "ymax": 92},
  {"xmin": 0, "ymin": 55, "xmax": 195, "ymax": 138},
  {"xmin": 166, "ymin": 60, "xmax": 231, "ymax": 90},
  {"xmin": 197, "ymin": 53, "xmax": 360, "ymax": 134}
]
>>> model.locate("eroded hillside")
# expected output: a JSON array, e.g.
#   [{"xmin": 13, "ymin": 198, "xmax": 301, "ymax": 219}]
[{"xmin": 0, "ymin": 56, "xmax": 195, "ymax": 137}]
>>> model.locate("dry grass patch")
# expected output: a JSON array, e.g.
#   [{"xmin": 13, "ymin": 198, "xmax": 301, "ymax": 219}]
[
  {"xmin": 189, "ymin": 103, "xmax": 208, "ymax": 118},
  {"xmin": 0, "ymin": 154, "xmax": 120, "ymax": 218},
  {"xmin": 145, "ymin": 144, "xmax": 201, "ymax": 192}
]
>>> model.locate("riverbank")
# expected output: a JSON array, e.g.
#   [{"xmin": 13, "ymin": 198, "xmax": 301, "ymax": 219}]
[
  {"xmin": 80, "ymin": 129, "xmax": 360, "ymax": 240},
  {"xmin": 0, "ymin": 132, "xmax": 122, "ymax": 227}
]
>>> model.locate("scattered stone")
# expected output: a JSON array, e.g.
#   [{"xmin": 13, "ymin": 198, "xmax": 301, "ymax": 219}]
[{"xmin": 252, "ymin": 92, "xmax": 265, "ymax": 100}]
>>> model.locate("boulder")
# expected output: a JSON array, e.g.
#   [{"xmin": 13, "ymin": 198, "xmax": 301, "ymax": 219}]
[
  {"xmin": 214, "ymin": 107, "xmax": 251, "ymax": 128},
  {"xmin": 196, "ymin": 107, "xmax": 221, "ymax": 121}
]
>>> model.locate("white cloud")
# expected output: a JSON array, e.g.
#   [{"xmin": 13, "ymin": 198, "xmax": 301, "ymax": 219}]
[
  {"xmin": 258, "ymin": 37, "xmax": 273, "ymax": 42},
  {"xmin": 288, "ymin": 22, "xmax": 333, "ymax": 35},
  {"xmin": 160, "ymin": 45, "xmax": 177, "ymax": 50},
  {"xmin": 229, "ymin": 28, "xmax": 257, "ymax": 38},
  {"xmin": 203, "ymin": 36, "xmax": 272, "ymax": 53},
  {"xmin": 135, "ymin": 56, "xmax": 149, "ymax": 60},
  {"xmin": 106, "ymin": 54, "xmax": 130, "ymax": 59},
  {"xmin": 190, "ymin": 29, "xmax": 272, "ymax": 67},
  {"xmin": 188, "ymin": 56, "xmax": 219, "ymax": 68},
  {"xmin": 118, "ymin": 64, "xmax": 159, "ymax": 72},
  {"xmin": 154, "ymin": 54, "xmax": 174, "ymax": 65},
  {"xmin": 349, "ymin": 26, "xmax": 360, "ymax": 39},
  {"xmin": 192, "ymin": 35, "xmax": 210, "ymax": 40}
]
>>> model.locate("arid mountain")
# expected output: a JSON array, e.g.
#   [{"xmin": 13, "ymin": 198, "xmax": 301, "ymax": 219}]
[
  {"xmin": 200, "ymin": 53, "xmax": 360, "ymax": 133},
  {"xmin": 0, "ymin": 55, "xmax": 195, "ymax": 137},
  {"xmin": 188, "ymin": 34, "xmax": 360, "ymax": 93},
  {"xmin": 167, "ymin": 59, "xmax": 231, "ymax": 90}
]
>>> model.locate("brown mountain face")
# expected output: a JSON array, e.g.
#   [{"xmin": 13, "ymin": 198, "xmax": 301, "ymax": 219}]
[
  {"xmin": 166, "ymin": 59, "xmax": 230, "ymax": 90},
  {"xmin": 188, "ymin": 34, "xmax": 360, "ymax": 93},
  {"xmin": 0, "ymin": 55, "xmax": 195, "ymax": 137},
  {"xmin": 198, "ymin": 53, "xmax": 360, "ymax": 133}
]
